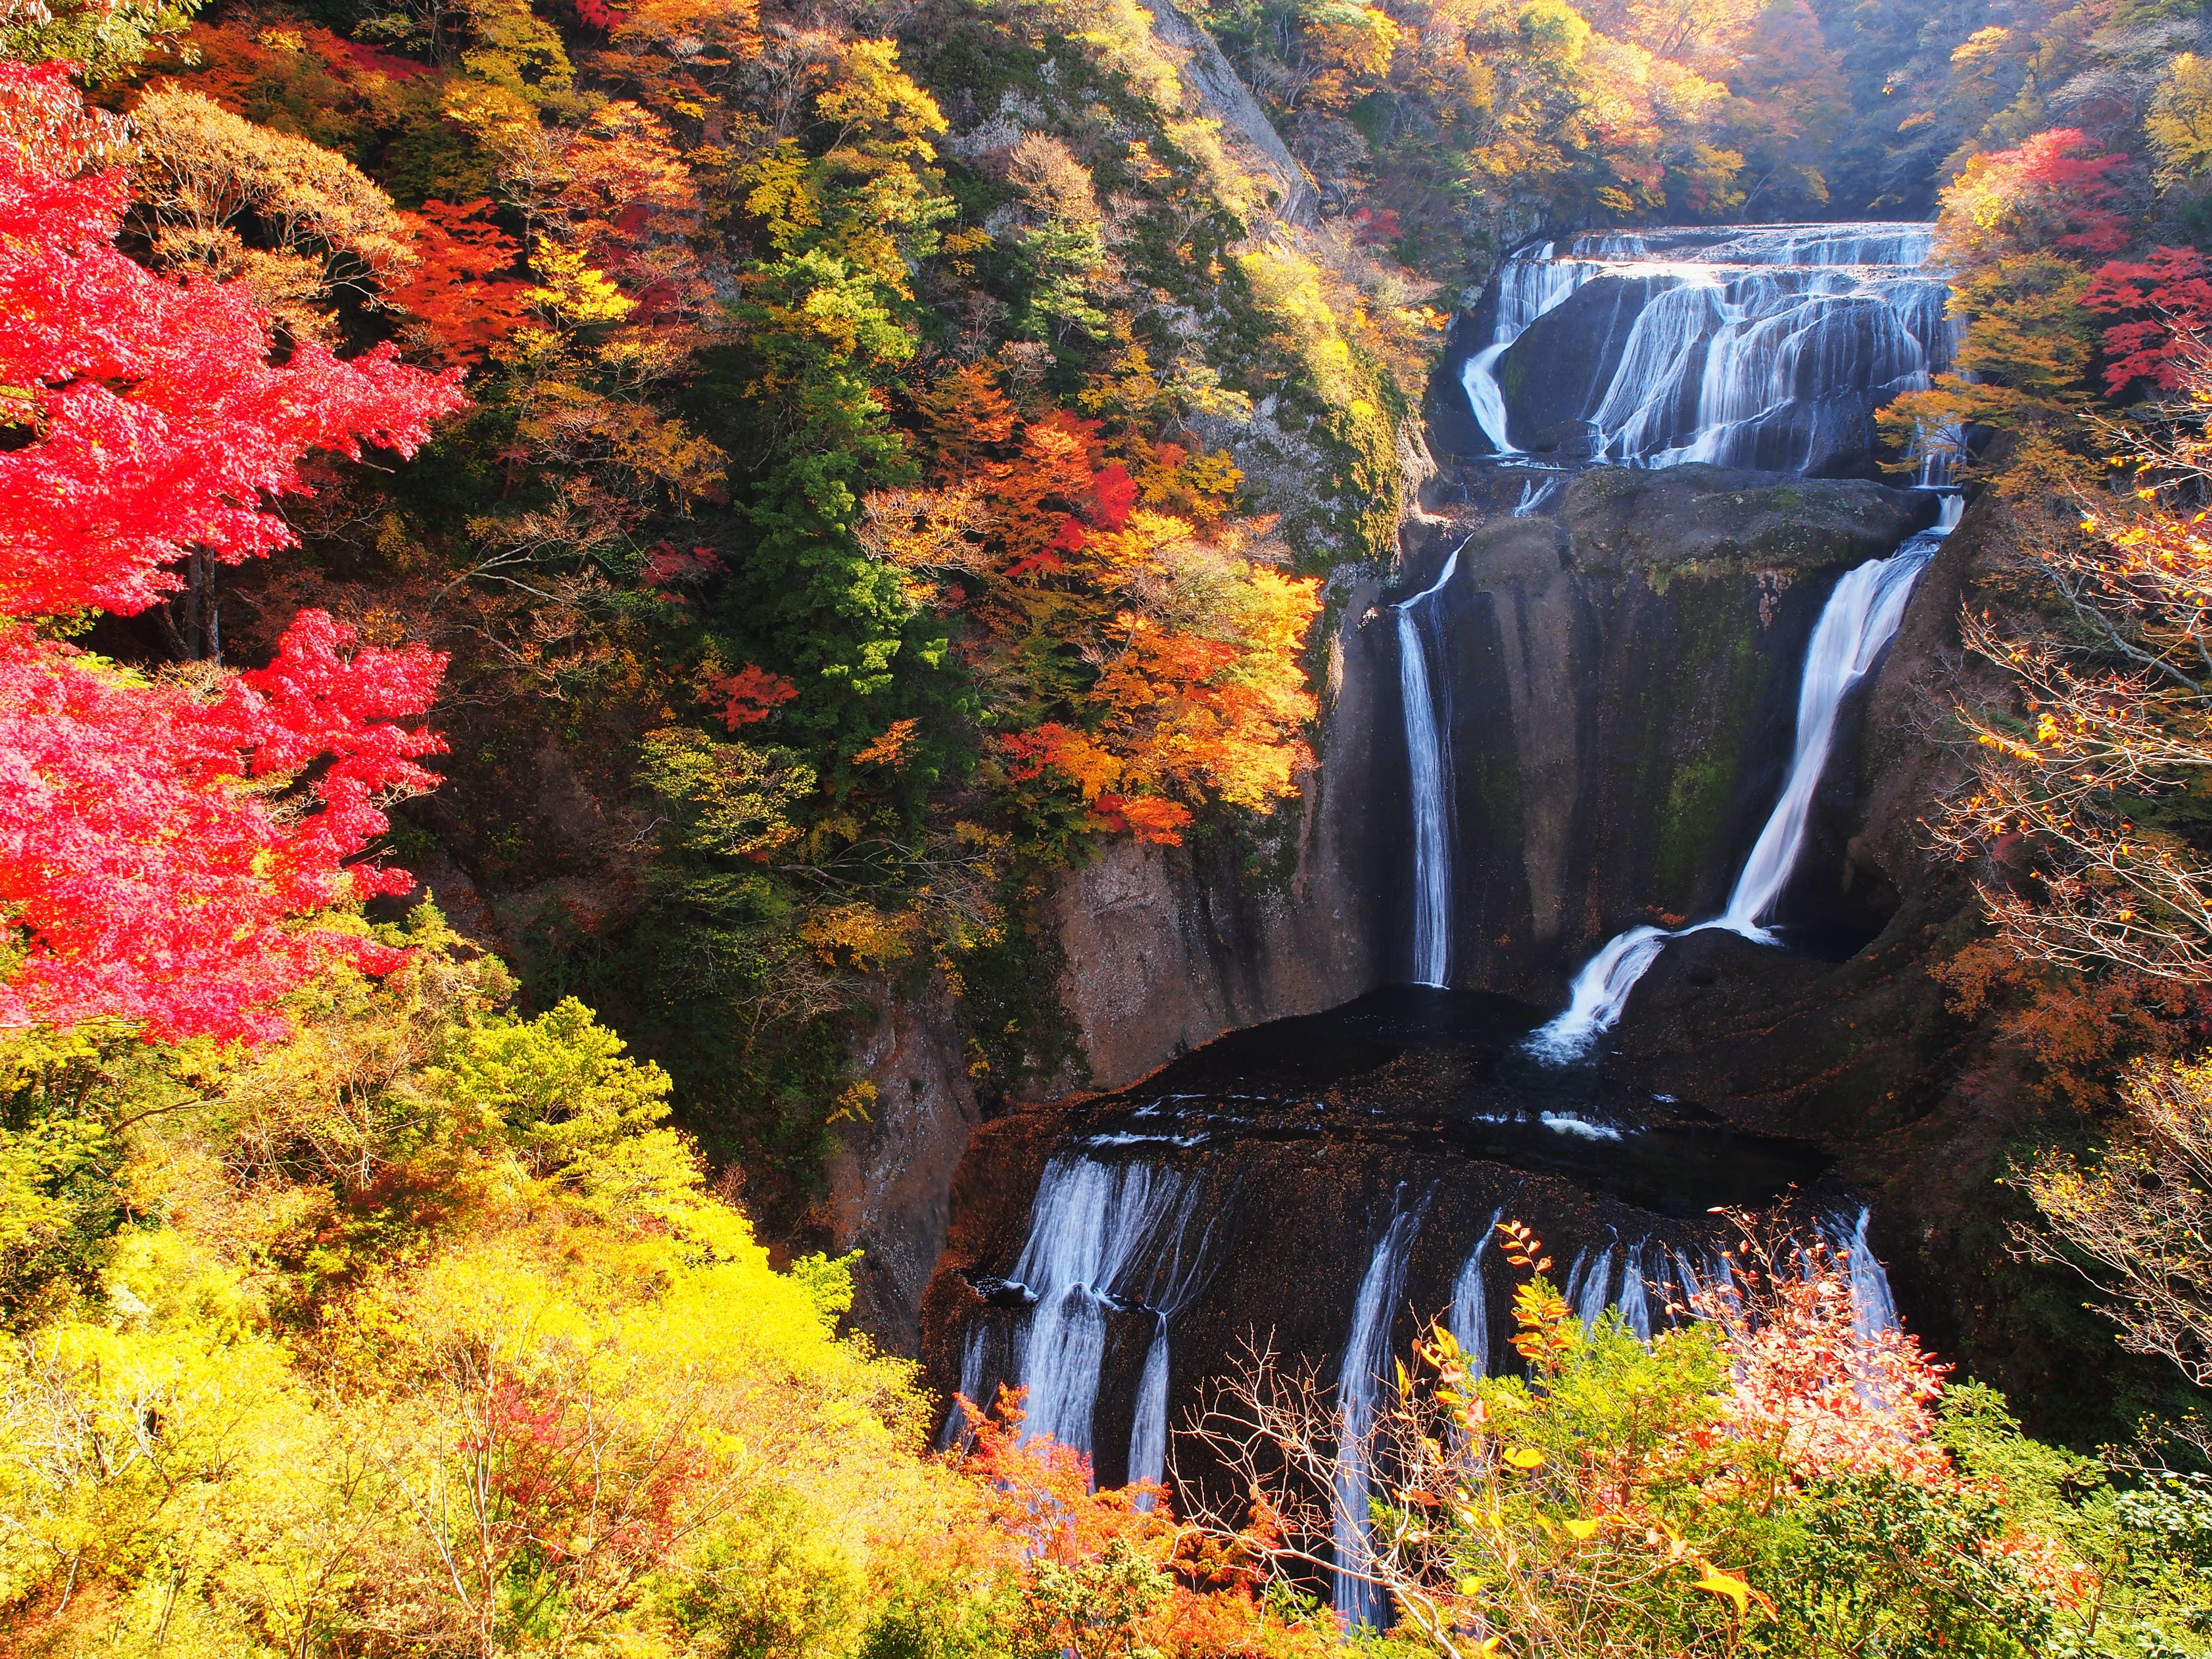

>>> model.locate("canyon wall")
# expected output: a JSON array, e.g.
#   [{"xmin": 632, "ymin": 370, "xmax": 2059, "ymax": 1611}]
[{"xmin": 1379, "ymin": 465, "xmax": 1937, "ymax": 998}]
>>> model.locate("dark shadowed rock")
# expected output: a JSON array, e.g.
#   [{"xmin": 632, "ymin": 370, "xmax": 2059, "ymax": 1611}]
[{"xmin": 1563, "ymin": 465, "xmax": 1938, "ymax": 575}]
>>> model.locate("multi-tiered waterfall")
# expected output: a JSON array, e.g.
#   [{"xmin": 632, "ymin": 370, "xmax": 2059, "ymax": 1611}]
[
  {"xmin": 1404, "ymin": 221, "xmax": 1956, "ymax": 991},
  {"xmin": 931, "ymin": 219, "xmax": 1955, "ymax": 1623},
  {"xmin": 1458, "ymin": 222, "xmax": 1953, "ymax": 474}
]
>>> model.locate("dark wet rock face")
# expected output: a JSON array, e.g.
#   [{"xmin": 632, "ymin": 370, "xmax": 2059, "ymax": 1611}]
[
  {"xmin": 1365, "ymin": 465, "xmax": 1934, "ymax": 998},
  {"xmin": 921, "ymin": 988, "xmax": 1850, "ymax": 1488}
]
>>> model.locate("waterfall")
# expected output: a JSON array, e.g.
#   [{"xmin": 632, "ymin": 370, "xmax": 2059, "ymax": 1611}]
[
  {"xmin": 1834, "ymin": 1207, "xmax": 1900, "ymax": 1338},
  {"xmin": 1460, "ymin": 243, "xmax": 1596, "ymax": 453},
  {"xmin": 1127, "ymin": 1332, "xmax": 1171, "ymax": 1501},
  {"xmin": 1617, "ymin": 1245, "xmax": 1652, "ymax": 1340},
  {"xmin": 1717, "ymin": 545, "xmax": 1934, "ymax": 936},
  {"xmin": 1399, "ymin": 540, "xmax": 1467, "ymax": 987},
  {"xmin": 1124, "ymin": 1199, "xmax": 1221, "ymax": 1501},
  {"xmin": 1574, "ymin": 1245, "xmax": 1615, "ymax": 1329},
  {"xmin": 1525, "ymin": 514, "xmax": 1952, "ymax": 1063},
  {"xmin": 1448, "ymin": 1206, "xmax": 1506, "ymax": 1376},
  {"xmin": 1001, "ymin": 1159, "xmax": 1200, "ymax": 1467},
  {"xmin": 1468, "ymin": 222, "xmax": 1952, "ymax": 474},
  {"xmin": 1335, "ymin": 1193, "xmax": 1425, "ymax": 1628}
]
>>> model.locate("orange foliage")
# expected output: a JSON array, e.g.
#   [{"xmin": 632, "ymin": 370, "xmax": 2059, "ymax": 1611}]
[
  {"xmin": 852, "ymin": 717, "xmax": 919, "ymax": 768},
  {"xmin": 1933, "ymin": 941, "xmax": 2207, "ymax": 1112},
  {"xmin": 951, "ymin": 1388, "xmax": 1167, "ymax": 1563},
  {"xmin": 946, "ymin": 1389, "xmax": 1337, "ymax": 1659},
  {"xmin": 392, "ymin": 198, "xmax": 530, "ymax": 365},
  {"xmin": 893, "ymin": 365, "xmax": 1320, "ymax": 844}
]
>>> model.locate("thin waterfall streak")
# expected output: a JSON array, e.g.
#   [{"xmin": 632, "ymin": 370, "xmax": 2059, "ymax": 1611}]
[
  {"xmin": 1561, "ymin": 1248, "xmax": 1589, "ymax": 1312},
  {"xmin": 1449, "ymin": 1206, "xmax": 1506, "ymax": 1377},
  {"xmin": 1335, "ymin": 1194, "xmax": 1426, "ymax": 1628},
  {"xmin": 1127, "ymin": 1320, "xmax": 1171, "ymax": 1506},
  {"xmin": 1397, "ymin": 539, "xmax": 1468, "ymax": 988},
  {"xmin": 1120, "ymin": 1204, "xmax": 1224, "ymax": 1501},
  {"xmin": 1399, "ymin": 609, "xmax": 1451, "ymax": 987},
  {"xmin": 937, "ymin": 1326, "xmax": 993, "ymax": 1449},
  {"xmin": 1463, "ymin": 343, "xmax": 1517, "ymax": 454},
  {"xmin": 1720, "ymin": 547, "xmax": 1932, "ymax": 931},
  {"xmin": 1575, "ymin": 1247, "xmax": 1615, "ymax": 1330},
  {"xmin": 1525, "ymin": 516, "xmax": 1950, "ymax": 1063},
  {"xmin": 1618, "ymin": 1243, "xmax": 1652, "ymax": 1340},
  {"xmin": 1462, "ymin": 241, "xmax": 1593, "ymax": 450},
  {"xmin": 1836, "ymin": 1207, "xmax": 1900, "ymax": 1338}
]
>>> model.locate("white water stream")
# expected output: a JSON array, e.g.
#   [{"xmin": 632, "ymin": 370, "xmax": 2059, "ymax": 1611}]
[
  {"xmin": 1526, "ymin": 499, "xmax": 1957, "ymax": 1062},
  {"xmin": 991, "ymin": 1159, "xmax": 1203, "ymax": 1476},
  {"xmin": 1460, "ymin": 242, "xmax": 1599, "ymax": 453},
  {"xmin": 1397, "ymin": 539, "xmax": 1467, "ymax": 987},
  {"xmin": 1447, "ymin": 1204, "xmax": 1506, "ymax": 1376},
  {"xmin": 1460, "ymin": 223, "xmax": 1952, "ymax": 467},
  {"xmin": 1334, "ymin": 1193, "xmax": 1425, "ymax": 1627}
]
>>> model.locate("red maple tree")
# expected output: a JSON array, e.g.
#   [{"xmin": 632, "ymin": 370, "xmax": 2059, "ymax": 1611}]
[
  {"xmin": 2086, "ymin": 245, "xmax": 2212, "ymax": 394},
  {"xmin": 0, "ymin": 62, "xmax": 467, "ymax": 1043}
]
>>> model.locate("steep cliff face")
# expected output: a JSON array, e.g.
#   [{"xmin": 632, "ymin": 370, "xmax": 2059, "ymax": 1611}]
[
  {"xmin": 1043, "ymin": 575, "xmax": 1391, "ymax": 1092},
  {"xmin": 1379, "ymin": 465, "xmax": 1935, "ymax": 997},
  {"xmin": 823, "ymin": 980, "xmax": 986, "ymax": 1350},
  {"xmin": 825, "ymin": 581, "xmax": 1391, "ymax": 1346}
]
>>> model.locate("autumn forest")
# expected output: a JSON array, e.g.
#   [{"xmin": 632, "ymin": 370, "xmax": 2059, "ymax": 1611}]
[{"xmin": 3, "ymin": 0, "xmax": 2212, "ymax": 1649}]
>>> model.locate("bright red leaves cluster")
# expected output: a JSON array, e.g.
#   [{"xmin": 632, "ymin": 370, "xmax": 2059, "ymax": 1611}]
[
  {"xmin": 703, "ymin": 662, "xmax": 800, "ymax": 729},
  {"xmin": 2088, "ymin": 245, "xmax": 2212, "ymax": 394},
  {"xmin": 0, "ymin": 615, "xmax": 446, "ymax": 1043},
  {"xmin": 0, "ymin": 63, "xmax": 467, "ymax": 1043}
]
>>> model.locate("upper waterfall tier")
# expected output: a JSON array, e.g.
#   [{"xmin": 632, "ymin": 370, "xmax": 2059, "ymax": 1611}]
[{"xmin": 1452, "ymin": 222, "xmax": 1953, "ymax": 477}]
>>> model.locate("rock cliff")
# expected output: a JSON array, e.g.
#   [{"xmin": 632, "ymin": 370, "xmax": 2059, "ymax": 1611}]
[{"xmin": 1373, "ymin": 465, "xmax": 1936, "ymax": 998}]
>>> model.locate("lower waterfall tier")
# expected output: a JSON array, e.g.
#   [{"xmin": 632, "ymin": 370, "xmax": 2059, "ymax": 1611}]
[{"xmin": 921, "ymin": 988, "xmax": 1878, "ymax": 1501}]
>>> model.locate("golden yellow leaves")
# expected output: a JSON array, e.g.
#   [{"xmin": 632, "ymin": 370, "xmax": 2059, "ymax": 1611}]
[
  {"xmin": 1690, "ymin": 1561, "xmax": 1763, "ymax": 1617},
  {"xmin": 524, "ymin": 243, "xmax": 637, "ymax": 327},
  {"xmin": 825, "ymin": 1080, "xmax": 877, "ymax": 1126},
  {"xmin": 801, "ymin": 900, "xmax": 919, "ymax": 971}
]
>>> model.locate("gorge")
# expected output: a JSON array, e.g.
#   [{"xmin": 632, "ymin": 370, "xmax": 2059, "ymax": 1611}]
[
  {"xmin": 16, "ymin": 0, "xmax": 2212, "ymax": 1642},
  {"xmin": 910, "ymin": 224, "xmax": 1993, "ymax": 1597}
]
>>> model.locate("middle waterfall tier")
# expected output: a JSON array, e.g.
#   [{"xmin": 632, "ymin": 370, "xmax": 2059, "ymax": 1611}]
[
  {"xmin": 1452, "ymin": 221, "xmax": 1953, "ymax": 476},
  {"xmin": 1373, "ymin": 467, "xmax": 1945, "ymax": 999},
  {"xmin": 1525, "ymin": 506, "xmax": 1952, "ymax": 1063}
]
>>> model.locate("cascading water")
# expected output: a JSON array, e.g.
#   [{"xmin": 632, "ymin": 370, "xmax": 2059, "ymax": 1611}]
[
  {"xmin": 1448, "ymin": 1205, "xmax": 1506, "ymax": 1376},
  {"xmin": 1835, "ymin": 1207, "xmax": 1900, "ymax": 1338},
  {"xmin": 1335, "ymin": 1192, "xmax": 1426, "ymax": 1627},
  {"xmin": 993, "ymin": 1160, "xmax": 1202, "ymax": 1468},
  {"xmin": 1616, "ymin": 1247, "xmax": 1652, "ymax": 1340},
  {"xmin": 1398, "ymin": 540, "xmax": 1467, "ymax": 988},
  {"xmin": 1126, "ymin": 1203, "xmax": 1221, "ymax": 1501},
  {"xmin": 1572, "ymin": 1245, "xmax": 1615, "ymax": 1329},
  {"xmin": 1525, "ymin": 509, "xmax": 1953, "ymax": 1063},
  {"xmin": 1463, "ymin": 222, "xmax": 1952, "ymax": 471},
  {"xmin": 1460, "ymin": 243, "xmax": 1598, "ymax": 453}
]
